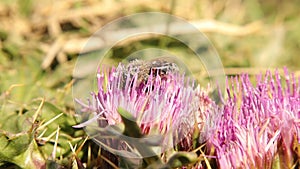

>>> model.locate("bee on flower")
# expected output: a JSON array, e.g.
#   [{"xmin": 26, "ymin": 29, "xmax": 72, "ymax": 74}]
[{"xmin": 75, "ymin": 58, "xmax": 212, "ymax": 160}]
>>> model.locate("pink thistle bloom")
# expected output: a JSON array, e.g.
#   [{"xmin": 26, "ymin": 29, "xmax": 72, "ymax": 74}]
[
  {"xmin": 75, "ymin": 61, "xmax": 212, "ymax": 154},
  {"xmin": 207, "ymin": 68, "xmax": 300, "ymax": 169}
]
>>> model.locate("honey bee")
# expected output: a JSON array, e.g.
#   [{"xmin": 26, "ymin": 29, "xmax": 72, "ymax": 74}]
[{"xmin": 124, "ymin": 57, "xmax": 180, "ymax": 86}]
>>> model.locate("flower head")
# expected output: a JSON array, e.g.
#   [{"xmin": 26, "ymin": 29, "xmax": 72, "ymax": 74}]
[
  {"xmin": 207, "ymin": 68, "xmax": 300, "ymax": 169},
  {"xmin": 76, "ymin": 60, "xmax": 212, "ymax": 155}
]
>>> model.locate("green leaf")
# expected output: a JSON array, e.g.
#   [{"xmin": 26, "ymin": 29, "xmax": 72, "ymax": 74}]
[
  {"xmin": 117, "ymin": 107, "xmax": 162, "ymax": 167},
  {"xmin": 0, "ymin": 131, "xmax": 46, "ymax": 169},
  {"xmin": 166, "ymin": 151, "xmax": 198, "ymax": 168},
  {"xmin": 13, "ymin": 140, "xmax": 46, "ymax": 169},
  {"xmin": 0, "ymin": 132, "xmax": 31, "ymax": 162},
  {"xmin": 117, "ymin": 107, "xmax": 142, "ymax": 138}
]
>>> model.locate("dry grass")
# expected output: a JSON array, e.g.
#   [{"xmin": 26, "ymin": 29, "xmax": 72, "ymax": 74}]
[{"xmin": 1, "ymin": 0, "xmax": 299, "ymax": 71}]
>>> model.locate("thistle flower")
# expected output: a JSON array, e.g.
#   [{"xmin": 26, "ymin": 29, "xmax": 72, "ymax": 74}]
[
  {"xmin": 207, "ymin": 68, "xmax": 300, "ymax": 169},
  {"xmin": 75, "ymin": 60, "xmax": 212, "ymax": 158}
]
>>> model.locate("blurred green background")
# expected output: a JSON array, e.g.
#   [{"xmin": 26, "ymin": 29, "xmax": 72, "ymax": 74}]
[{"xmin": 0, "ymin": 0, "xmax": 299, "ymax": 168}]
